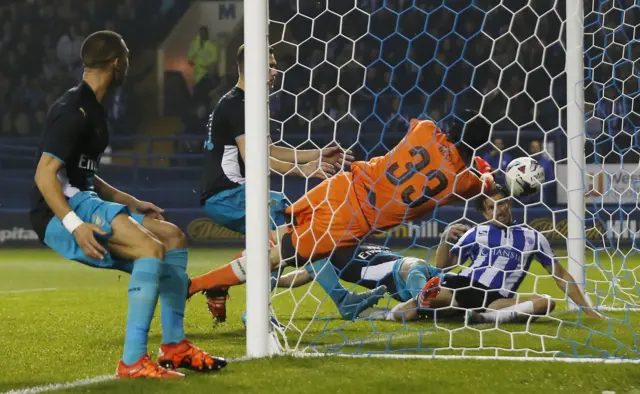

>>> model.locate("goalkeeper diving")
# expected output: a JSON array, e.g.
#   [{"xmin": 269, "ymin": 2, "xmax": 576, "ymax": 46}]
[
  {"xmin": 362, "ymin": 184, "xmax": 603, "ymax": 322},
  {"xmin": 188, "ymin": 110, "xmax": 497, "ymax": 322}
]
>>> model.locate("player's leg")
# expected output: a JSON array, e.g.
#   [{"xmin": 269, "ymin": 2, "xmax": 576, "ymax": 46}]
[
  {"xmin": 41, "ymin": 193, "xmax": 182, "ymax": 379},
  {"xmin": 277, "ymin": 268, "xmax": 313, "ymax": 288},
  {"xmin": 110, "ymin": 216, "xmax": 226, "ymax": 373},
  {"xmin": 97, "ymin": 214, "xmax": 184, "ymax": 378},
  {"xmin": 468, "ymin": 295, "xmax": 556, "ymax": 324},
  {"xmin": 136, "ymin": 217, "xmax": 189, "ymax": 344}
]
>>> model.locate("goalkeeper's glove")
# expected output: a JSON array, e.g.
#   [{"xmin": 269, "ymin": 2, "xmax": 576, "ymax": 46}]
[{"xmin": 474, "ymin": 156, "xmax": 494, "ymax": 193}]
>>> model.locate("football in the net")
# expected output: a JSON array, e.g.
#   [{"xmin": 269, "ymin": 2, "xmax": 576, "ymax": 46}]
[{"xmin": 504, "ymin": 157, "xmax": 546, "ymax": 197}]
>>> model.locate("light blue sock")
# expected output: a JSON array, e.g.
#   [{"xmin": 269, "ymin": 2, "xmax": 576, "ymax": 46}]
[
  {"xmin": 123, "ymin": 257, "xmax": 162, "ymax": 365},
  {"xmin": 160, "ymin": 248, "xmax": 188, "ymax": 345},
  {"xmin": 304, "ymin": 258, "xmax": 348, "ymax": 307}
]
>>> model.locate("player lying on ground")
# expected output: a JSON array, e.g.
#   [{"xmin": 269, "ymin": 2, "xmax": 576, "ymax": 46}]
[
  {"xmin": 188, "ymin": 110, "xmax": 496, "ymax": 321},
  {"xmin": 276, "ymin": 243, "xmax": 443, "ymax": 316},
  {"xmin": 193, "ymin": 44, "xmax": 355, "ymax": 323},
  {"xmin": 376, "ymin": 185, "xmax": 603, "ymax": 323},
  {"xmin": 30, "ymin": 31, "xmax": 226, "ymax": 379}
]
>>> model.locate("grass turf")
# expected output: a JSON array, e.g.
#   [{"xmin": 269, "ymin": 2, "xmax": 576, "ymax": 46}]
[{"xmin": 1, "ymin": 248, "xmax": 639, "ymax": 394}]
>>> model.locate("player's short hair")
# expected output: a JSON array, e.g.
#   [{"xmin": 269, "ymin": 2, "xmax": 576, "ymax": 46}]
[
  {"xmin": 80, "ymin": 30, "xmax": 126, "ymax": 69},
  {"xmin": 237, "ymin": 44, "xmax": 274, "ymax": 73},
  {"xmin": 448, "ymin": 110, "xmax": 491, "ymax": 154},
  {"xmin": 475, "ymin": 184, "xmax": 509, "ymax": 212}
]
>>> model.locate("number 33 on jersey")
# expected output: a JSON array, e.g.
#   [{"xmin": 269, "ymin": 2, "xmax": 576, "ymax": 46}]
[{"xmin": 352, "ymin": 119, "xmax": 485, "ymax": 230}]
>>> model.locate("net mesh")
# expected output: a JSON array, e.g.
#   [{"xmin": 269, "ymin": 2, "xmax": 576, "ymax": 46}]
[{"xmin": 266, "ymin": 0, "xmax": 640, "ymax": 360}]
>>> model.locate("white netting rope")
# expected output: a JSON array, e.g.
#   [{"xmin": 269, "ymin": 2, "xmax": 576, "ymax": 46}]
[{"xmin": 264, "ymin": 0, "xmax": 639, "ymax": 361}]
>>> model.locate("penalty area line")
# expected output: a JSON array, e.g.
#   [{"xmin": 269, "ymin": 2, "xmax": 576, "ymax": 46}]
[
  {"xmin": 0, "ymin": 288, "xmax": 57, "ymax": 295},
  {"xmin": 1, "ymin": 356, "xmax": 248, "ymax": 394}
]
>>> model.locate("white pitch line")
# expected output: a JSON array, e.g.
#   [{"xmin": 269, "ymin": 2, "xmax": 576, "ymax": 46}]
[
  {"xmin": 1, "ymin": 356, "xmax": 250, "ymax": 394},
  {"xmin": 2, "ymin": 375, "xmax": 114, "ymax": 394},
  {"xmin": 0, "ymin": 288, "xmax": 57, "ymax": 295}
]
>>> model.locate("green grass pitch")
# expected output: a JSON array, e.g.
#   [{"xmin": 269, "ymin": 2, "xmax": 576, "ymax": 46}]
[{"xmin": 1, "ymin": 248, "xmax": 639, "ymax": 394}]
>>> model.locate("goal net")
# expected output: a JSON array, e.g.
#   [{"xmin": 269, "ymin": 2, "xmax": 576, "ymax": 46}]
[{"xmin": 256, "ymin": 0, "xmax": 640, "ymax": 361}]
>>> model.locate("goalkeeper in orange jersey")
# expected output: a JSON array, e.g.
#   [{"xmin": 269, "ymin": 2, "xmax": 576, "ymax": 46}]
[{"xmin": 189, "ymin": 110, "xmax": 495, "ymax": 321}]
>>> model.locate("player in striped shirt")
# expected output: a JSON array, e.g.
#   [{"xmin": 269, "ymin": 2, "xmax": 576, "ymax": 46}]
[{"xmin": 385, "ymin": 184, "xmax": 602, "ymax": 323}]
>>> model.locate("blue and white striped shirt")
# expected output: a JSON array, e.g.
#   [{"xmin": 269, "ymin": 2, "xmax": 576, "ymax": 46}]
[{"xmin": 450, "ymin": 224, "xmax": 557, "ymax": 298}]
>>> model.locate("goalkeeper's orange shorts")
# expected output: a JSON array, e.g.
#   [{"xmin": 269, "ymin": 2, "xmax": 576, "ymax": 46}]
[{"xmin": 284, "ymin": 172, "xmax": 371, "ymax": 261}]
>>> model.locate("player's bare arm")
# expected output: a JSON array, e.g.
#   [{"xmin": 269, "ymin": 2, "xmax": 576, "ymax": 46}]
[
  {"xmin": 435, "ymin": 224, "xmax": 469, "ymax": 270},
  {"xmin": 237, "ymin": 135, "xmax": 336, "ymax": 179},
  {"xmin": 270, "ymin": 145, "xmax": 354, "ymax": 168},
  {"xmin": 545, "ymin": 262, "xmax": 604, "ymax": 319},
  {"xmin": 34, "ymin": 153, "xmax": 107, "ymax": 260},
  {"xmin": 93, "ymin": 175, "xmax": 164, "ymax": 220}
]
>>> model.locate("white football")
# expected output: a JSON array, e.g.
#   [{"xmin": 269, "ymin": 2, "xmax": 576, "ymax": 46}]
[{"xmin": 505, "ymin": 157, "xmax": 546, "ymax": 197}]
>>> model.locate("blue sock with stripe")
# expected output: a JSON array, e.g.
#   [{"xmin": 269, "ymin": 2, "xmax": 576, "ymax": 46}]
[
  {"xmin": 160, "ymin": 248, "xmax": 189, "ymax": 345},
  {"xmin": 123, "ymin": 257, "xmax": 162, "ymax": 365},
  {"xmin": 304, "ymin": 258, "xmax": 348, "ymax": 307}
]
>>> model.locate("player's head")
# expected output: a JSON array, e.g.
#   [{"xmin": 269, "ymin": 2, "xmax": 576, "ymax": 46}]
[
  {"xmin": 529, "ymin": 139, "xmax": 543, "ymax": 154},
  {"xmin": 447, "ymin": 110, "xmax": 491, "ymax": 158},
  {"xmin": 475, "ymin": 184, "xmax": 512, "ymax": 227},
  {"xmin": 80, "ymin": 30, "xmax": 129, "ymax": 87},
  {"xmin": 237, "ymin": 44, "xmax": 277, "ymax": 89}
]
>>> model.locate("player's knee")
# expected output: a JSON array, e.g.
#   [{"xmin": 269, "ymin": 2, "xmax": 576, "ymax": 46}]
[
  {"xmin": 138, "ymin": 236, "xmax": 165, "ymax": 261},
  {"xmin": 163, "ymin": 223, "xmax": 188, "ymax": 251}
]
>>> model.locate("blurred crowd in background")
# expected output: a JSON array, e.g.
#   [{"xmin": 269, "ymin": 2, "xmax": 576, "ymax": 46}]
[
  {"xmin": 1, "ymin": 0, "xmax": 638, "ymax": 167},
  {"xmin": 267, "ymin": 0, "xmax": 639, "ymax": 162},
  {"xmin": 0, "ymin": 0, "xmax": 187, "ymax": 139}
]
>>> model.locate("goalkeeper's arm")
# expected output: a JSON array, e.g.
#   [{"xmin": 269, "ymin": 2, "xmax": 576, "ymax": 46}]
[
  {"xmin": 544, "ymin": 262, "xmax": 604, "ymax": 319},
  {"xmin": 473, "ymin": 156, "xmax": 494, "ymax": 192}
]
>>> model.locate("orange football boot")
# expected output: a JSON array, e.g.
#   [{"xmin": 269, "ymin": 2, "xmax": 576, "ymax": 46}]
[
  {"xmin": 204, "ymin": 287, "xmax": 229, "ymax": 326},
  {"xmin": 158, "ymin": 339, "xmax": 227, "ymax": 372},
  {"xmin": 417, "ymin": 276, "xmax": 441, "ymax": 309},
  {"xmin": 116, "ymin": 354, "xmax": 185, "ymax": 379}
]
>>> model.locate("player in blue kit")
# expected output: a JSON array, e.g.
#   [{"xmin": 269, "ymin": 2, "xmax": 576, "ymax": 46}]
[
  {"xmin": 30, "ymin": 31, "xmax": 226, "ymax": 378},
  {"xmin": 374, "ymin": 185, "xmax": 603, "ymax": 322},
  {"xmin": 276, "ymin": 244, "xmax": 443, "ymax": 319},
  {"xmin": 192, "ymin": 44, "xmax": 353, "ymax": 322}
]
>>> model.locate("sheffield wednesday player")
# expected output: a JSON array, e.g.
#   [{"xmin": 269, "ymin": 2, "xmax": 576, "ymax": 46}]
[
  {"xmin": 276, "ymin": 244, "xmax": 443, "ymax": 319},
  {"xmin": 30, "ymin": 31, "xmax": 226, "ymax": 378},
  {"xmin": 383, "ymin": 185, "xmax": 603, "ymax": 322}
]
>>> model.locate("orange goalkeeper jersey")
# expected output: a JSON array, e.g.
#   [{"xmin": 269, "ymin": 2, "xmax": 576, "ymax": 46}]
[{"xmin": 351, "ymin": 119, "xmax": 484, "ymax": 231}]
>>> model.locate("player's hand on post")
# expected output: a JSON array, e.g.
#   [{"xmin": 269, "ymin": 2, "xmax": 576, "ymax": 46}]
[
  {"xmin": 73, "ymin": 223, "xmax": 108, "ymax": 260},
  {"xmin": 132, "ymin": 200, "xmax": 165, "ymax": 221},
  {"xmin": 301, "ymin": 159, "xmax": 336, "ymax": 179}
]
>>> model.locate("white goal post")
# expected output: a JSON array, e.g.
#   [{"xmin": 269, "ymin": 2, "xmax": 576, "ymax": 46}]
[
  {"xmin": 243, "ymin": 0, "xmax": 639, "ymax": 361},
  {"xmin": 565, "ymin": 0, "xmax": 587, "ymax": 301},
  {"xmin": 244, "ymin": 0, "xmax": 272, "ymax": 358}
]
